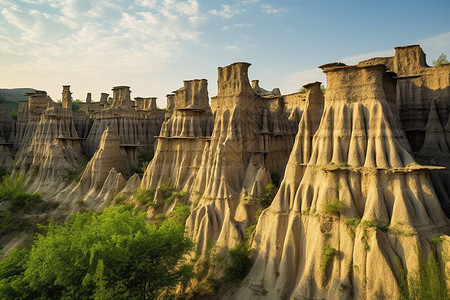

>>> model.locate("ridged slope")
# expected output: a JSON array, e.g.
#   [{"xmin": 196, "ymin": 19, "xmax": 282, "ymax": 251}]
[{"xmin": 234, "ymin": 63, "xmax": 449, "ymax": 299}]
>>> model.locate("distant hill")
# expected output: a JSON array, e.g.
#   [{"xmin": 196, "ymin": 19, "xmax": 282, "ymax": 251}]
[{"xmin": 0, "ymin": 88, "xmax": 36, "ymax": 112}]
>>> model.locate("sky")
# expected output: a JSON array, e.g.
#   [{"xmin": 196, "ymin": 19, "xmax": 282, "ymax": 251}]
[{"xmin": 0, "ymin": 0, "xmax": 449, "ymax": 107}]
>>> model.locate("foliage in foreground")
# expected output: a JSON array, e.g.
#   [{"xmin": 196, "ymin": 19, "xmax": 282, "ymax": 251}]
[{"xmin": 0, "ymin": 205, "xmax": 194, "ymax": 299}]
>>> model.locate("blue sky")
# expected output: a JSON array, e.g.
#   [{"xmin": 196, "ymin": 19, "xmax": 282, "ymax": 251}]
[{"xmin": 1, "ymin": 0, "xmax": 449, "ymax": 107}]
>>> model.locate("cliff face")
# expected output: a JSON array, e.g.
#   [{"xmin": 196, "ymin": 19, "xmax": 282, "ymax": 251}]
[
  {"xmin": 56, "ymin": 126, "xmax": 130, "ymax": 213},
  {"xmin": 234, "ymin": 63, "xmax": 449, "ymax": 299},
  {"xmin": 140, "ymin": 79, "xmax": 214, "ymax": 192},
  {"xmin": 12, "ymin": 87, "xmax": 82, "ymax": 195},
  {"xmin": 362, "ymin": 45, "xmax": 450, "ymax": 215},
  {"xmin": 186, "ymin": 62, "xmax": 298, "ymax": 253},
  {"xmin": 83, "ymin": 87, "xmax": 164, "ymax": 167}
]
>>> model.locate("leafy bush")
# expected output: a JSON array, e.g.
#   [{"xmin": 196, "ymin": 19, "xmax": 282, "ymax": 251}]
[
  {"xmin": 10, "ymin": 109, "xmax": 17, "ymax": 120},
  {"xmin": 397, "ymin": 252, "xmax": 448, "ymax": 300},
  {"xmin": 0, "ymin": 206, "xmax": 194, "ymax": 299},
  {"xmin": 321, "ymin": 245, "xmax": 340, "ymax": 275},
  {"xmin": 0, "ymin": 175, "xmax": 41, "ymax": 212},
  {"xmin": 433, "ymin": 53, "xmax": 450, "ymax": 66},
  {"xmin": 223, "ymin": 242, "xmax": 252, "ymax": 282},
  {"xmin": 260, "ymin": 183, "xmax": 278, "ymax": 207},
  {"xmin": 158, "ymin": 178, "xmax": 186, "ymax": 204},
  {"xmin": 322, "ymin": 198, "xmax": 345, "ymax": 215},
  {"xmin": 134, "ymin": 188, "xmax": 156, "ymax": 208}
]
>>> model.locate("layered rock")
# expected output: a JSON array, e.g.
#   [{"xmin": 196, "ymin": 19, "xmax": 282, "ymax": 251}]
[
  {"xmin": 56, "ymin": 126, "xmax": 130, "ymax": 212},
  {"xmin": 361, "ymin": 46, "xmax": 450, "ymax": 214},
  {"xmin": 186, "ymin": 63, "xmax": 298, "ymax": 253},
  {"xmin": 9, "ymin": 91, "xmax": 51, "ymax": 154},
  {"xmin": 12, "ymin": 86, "xmax": 82, "ymax": 194},
  {"xmin": 83, "ymin": 86, "xmax": 164, "ymax": 166},
  {"xmin": 140, "ymin": 79, "xmax": 214, "ymax": 192},
  {"xmin": 234, "ymin": 63, "xmax": 449, "ymax": 299}
]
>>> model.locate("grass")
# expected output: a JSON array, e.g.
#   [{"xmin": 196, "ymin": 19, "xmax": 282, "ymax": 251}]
[
  {"xmin": 322, "ymin": 198, "xmax": 346, "ymax": 215},
  {"xmin": 397, "ymin": 252, "xmax": 449, "ymax": 300},
  {"xmin": 260, "ymin": 183, "xmax": 278, "ymax": 207},
  {"xmin": 133, "ymin": 188, "xmax": 157, "ymax": 208},
  {"xmin": 345, "ymin": 216, "xmax": 361, "ymax": 239},
  {"xmin": 321, "ymin": 245, "xmax": 340, "ymax": 276},
  {"xmin": 431, "ymin": 236, "xmax": 444, "ymax": 246}
]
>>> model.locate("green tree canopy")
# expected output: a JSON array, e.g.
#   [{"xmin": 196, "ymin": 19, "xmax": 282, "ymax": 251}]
[
  {"xmin": 0, "ymin": 205, "xmax": 193, "ymax": 299},
  {"xmin": 432, "ymin": 53, "xmax": 450, "ymax": 66}
]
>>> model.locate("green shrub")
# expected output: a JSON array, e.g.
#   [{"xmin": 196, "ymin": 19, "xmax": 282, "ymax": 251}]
[
  {"xmin": 260, "ymin": 183, "xmax": 278, "ymax": 207},
  {"xmin": 321, "ymin": 245, "xmax": 340, "ymax": 275},
  {"xmin": 431, "ymin": 236, "xmax": 444, "ymax": 246},
  {"xmin": 397, "ymin": 252, "xmax": 448, "ymax": 300},
  {"xmin": 169, "ymin": 203, "xmax": 190, "ymax": 223},
  {"xmin": 0, "ymin": 175, "xmax": 42, "ymax": 212},
  {"xmin": 134, "ymin": 188, "xmax": 156, "ymax": 208},
  {"xmin": 322, "ymin": 198, "xmax": 345, "ymax": 215},
  {"xmin": 433, "ymin": 53, "xmax": 450, "ymax": 66},
  {"xmin": 10, "ymin": 109, "xmax": 17, "ymax": 120},
  {"xmin": 255, "ymin": 208, "xmax": 263, "ymax": 221},
  {"xmin": 0, "ymin": 206, "xmax": 194, "ymax": 299},
  {"xmin": 223, "ymin": 242, "xmax": 252, "ymax": 282},
  {"xmin": 245, "ymin": 225, "xmax": 256, "ymax": 241}
]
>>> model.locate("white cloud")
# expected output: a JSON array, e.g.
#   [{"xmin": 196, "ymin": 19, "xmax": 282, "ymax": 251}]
[
  {"xmin": 209, "ymin": 4, "xmax": 245, "ymax": 19},
  {"xmin": 418, "ymin": 31, "xmax": 450, "ymax": 63},
  {"xmin": 261, "ymin": 4, "xmax": 287, "ymax": 14},
  {"xmin": 226, "ymin": 45, "xmax": 241, "ymax": 50},
  {"xmin": 281, "ymin": 68, "xmax": 326, "ymax": 94},
  {"xmin": 222, "ymin": 23, "xmax": 253, "ymax": 30},
  {"xmin": 340, "ymin": 49, "xmax": 394, "ymax": 65}
]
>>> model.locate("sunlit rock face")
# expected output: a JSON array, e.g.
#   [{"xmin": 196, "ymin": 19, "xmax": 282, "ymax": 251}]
[
  {"xmin": 185, "ymin": 62, "xmax": 298, "ymax": 254},
  {"xmin": 361, "ymin": 45, "xmax": 450, "ymax": 215},
  {"xmin": 12, "ymin": 86, "xmax": 82, "ymax": 195},
  {"xmin": 233, "ymin": 62, "xmax": 449, "ymax": 300},
  {"xmin": 140, "ymin": 79, "xmax": 214, "ymax": 195}
]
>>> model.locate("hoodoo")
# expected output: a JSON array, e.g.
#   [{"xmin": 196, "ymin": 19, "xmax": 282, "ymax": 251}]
[
  {"xmin": 234, "ymin": 62, "xmax": 450, "ymax": 299},
  {"xmin": 186, "ymin": 62, "xmax": 297, "ymax": 253}
]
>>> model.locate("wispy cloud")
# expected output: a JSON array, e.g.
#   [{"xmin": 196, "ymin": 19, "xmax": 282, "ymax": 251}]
[
  {"xmin": 340, "ymin": 49, "xmax": 394, "ymax": 65},
  {"xmin": 226, "ymin": 45, "xmax": 241, "ymax": 51},
  {"xmin": 209, "ymin": 4, "xmax": 244, "ymax": 19},
  {"xmin": 261, "ymin": 4, "xmax": 287, "ymax": 14},
  {"xmin": 222, "ymin": 23, "xmax": 253, "ymax": 30},
  {"xmin": 281, "ymin": 68, "xmax": 326, "ymax": 94},
  {"xmin": 418, "ymin": 31, "xmax": 450, "ymax": 63}
]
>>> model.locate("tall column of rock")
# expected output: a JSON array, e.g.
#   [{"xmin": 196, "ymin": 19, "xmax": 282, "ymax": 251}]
[
  {"xmin": 140, "ymin": 79, "xmax": 214, "ymax": 193},
  {"xmin": 186, "ymin": 63, "xmax": 297, "ymax": 253},
  {"xmin": 10, "ymin": 91, "xmax": 50, "ymax": 154},
  {"xmin": 13, "ymin": 86, "xmax": 82, "ymax": 194},
  {"xmin": 56, "ymin": 126, "xmax": 131, "ymax": 212},
  {"xmin": 234, "ymin": 63, "xmax": 449, "ymax": 300},
  {"xmin": 84, "ymin": 86, "xmax": 142, "ymax": 161}
]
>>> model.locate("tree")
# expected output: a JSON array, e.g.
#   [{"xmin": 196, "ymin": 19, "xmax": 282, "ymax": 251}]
[
  {"xmin": 0, "ymin": 206, "xmax": 194, "ymax": 299},
  {"xmin": 432, "ymin": 53, "xmax": 450, "ymax": 66}
]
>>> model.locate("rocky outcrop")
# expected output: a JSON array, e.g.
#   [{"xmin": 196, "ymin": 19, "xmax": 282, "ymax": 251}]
[
  {"xmin": 140, "ymin": 79, "xmax": 214, "ymax": 193},
  {"xmin": 234, "ymin": 63, "xmax": 449, "ymax": 299},
  {"xmin": 9, "ymin": 91, "xmax": 51, "ymax": 154},
  {"xmin": 186, "ymin": 62, "xmax": 298, "ymax": 253},
  {"xmin": 361, "ymin": 45, "xmax": 450, "ymax": 216},
  {"xmin": 12, "ymin": 86, "xmax": 81, "ymax": 194},
  {"xmin": 56, "ymin": 126, "xmax": 130, "ymax": 212},
  {"xmin": 83, "ymin": 86, "xmax": 164, "ymax": 166}
]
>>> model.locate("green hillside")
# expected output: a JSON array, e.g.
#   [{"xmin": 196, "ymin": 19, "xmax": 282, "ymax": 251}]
[{"xmin": 0, "ymin": 88, "xmax": 36, "ymax": 112}]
